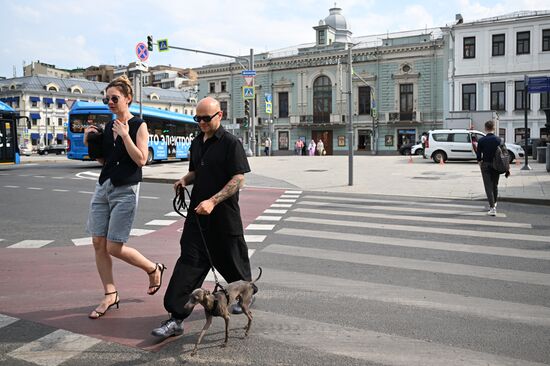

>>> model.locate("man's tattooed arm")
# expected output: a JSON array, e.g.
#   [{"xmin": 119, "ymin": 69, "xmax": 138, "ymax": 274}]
[{"xmin": 210, "ymin": 174, "xmax": 245, "ymax": 205}]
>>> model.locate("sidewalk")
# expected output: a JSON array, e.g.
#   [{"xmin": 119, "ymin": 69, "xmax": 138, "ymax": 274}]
[{"xmin": 142, "ymin": 154, "xmax": 550, "ymax": 205}]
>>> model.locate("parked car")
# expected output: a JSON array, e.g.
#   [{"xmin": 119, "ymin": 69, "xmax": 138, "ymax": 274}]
[
  {"xmin": 38, "ymin": 144, "xmax": 67, "ymax": 155},
  {"xmin": 424, "ymin": 129, "xmax": 524, "ymax": 163},
  {"xmin": 515, "ymin": 138, "xmax": 547, "ymax": 156},
  {"xmin": 398, "ymin": 140, "xmax": 420, "ymax": 155},
  {"xmin": 18, "ymin": 145, "xmax": 32, "ymax": 156},
  {"xmin": 411, "ymin": 143, "xmax": 424, "ymax": 156}
]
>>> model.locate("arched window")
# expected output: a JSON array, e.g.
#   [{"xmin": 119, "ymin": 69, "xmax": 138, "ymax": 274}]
[{"xmin": 313, "ymin": 75, "xmax": 332, "ymax": 123}]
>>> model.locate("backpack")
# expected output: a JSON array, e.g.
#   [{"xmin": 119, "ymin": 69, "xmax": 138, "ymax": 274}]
[{"xmin": 492, "ymin": 142, "xmax": 510, "ymax": 174}]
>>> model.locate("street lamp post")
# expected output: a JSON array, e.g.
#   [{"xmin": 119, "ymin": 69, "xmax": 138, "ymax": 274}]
[{"xmin": 347, "ymin": 44, "xmax": 354, "ymax": 186}]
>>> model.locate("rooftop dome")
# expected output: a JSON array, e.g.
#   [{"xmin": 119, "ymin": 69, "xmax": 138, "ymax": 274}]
[{"xmin": 324, "ymin": 7, "xmax": 347, "ymax": 30}]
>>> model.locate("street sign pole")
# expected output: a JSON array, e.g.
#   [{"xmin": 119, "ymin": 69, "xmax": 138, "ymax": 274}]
[
  {"xmin": 139, "ymin": 69, "xmax": 143, "ymax": 119},
  {"xmin": 522, "ymin": 76, "xmax": 530, "ymax": 170},
  {"xmin": 250, "ymin": 48, "xmax": 256, "ymax": 157},
  {"xmin": 348, "ymin": 45, "xmax": 354, "ymax": 186}
]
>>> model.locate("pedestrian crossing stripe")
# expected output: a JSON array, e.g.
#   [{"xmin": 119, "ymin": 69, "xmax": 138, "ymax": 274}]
[
  {"xmin": 8, "ymin": 240, "xmax": 53, "ymax": 249},
  {"xmin": 145, "ymin": 219, "xmax": 178, "ymax": 226}
]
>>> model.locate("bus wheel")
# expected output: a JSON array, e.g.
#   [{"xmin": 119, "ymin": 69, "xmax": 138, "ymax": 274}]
[{"xmin": 146, "ymin": 149, "xmax": 154, "ymax": 165}]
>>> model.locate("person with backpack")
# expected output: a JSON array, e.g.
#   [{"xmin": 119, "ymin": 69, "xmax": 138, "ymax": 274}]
[{"xmin": 476, "ymin": 120, "xmax": 510, "ymax": 216}]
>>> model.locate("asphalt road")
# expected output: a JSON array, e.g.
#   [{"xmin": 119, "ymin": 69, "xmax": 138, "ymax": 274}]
[{"xmin": 1, "ymin": 159, "xmax": 549, "ymax": 365}]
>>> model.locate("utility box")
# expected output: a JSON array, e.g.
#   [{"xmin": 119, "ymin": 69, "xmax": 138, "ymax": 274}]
[{"xmin": 444, "ymin": 111, "xmax": 499, "ymax": 132}]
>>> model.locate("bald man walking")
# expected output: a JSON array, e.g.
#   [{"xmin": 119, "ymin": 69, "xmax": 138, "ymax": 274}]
[{"xmin": 152, "ymin": 97, "xmax": 255, "ymax": 337}]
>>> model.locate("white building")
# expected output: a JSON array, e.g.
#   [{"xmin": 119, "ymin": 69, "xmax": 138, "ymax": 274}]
[{"xmin": 450, "ymin": 11, "xmax": 550, "ymax": 143}]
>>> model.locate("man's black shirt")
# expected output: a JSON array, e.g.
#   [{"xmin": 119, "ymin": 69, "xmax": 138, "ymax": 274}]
[
  {"xmin": 187, "ymin": 126, "xmax": 250, "ymax": 235},
  {"xmin": 476, "ymin": 133, "xmax": 501, "ymax": 163}
]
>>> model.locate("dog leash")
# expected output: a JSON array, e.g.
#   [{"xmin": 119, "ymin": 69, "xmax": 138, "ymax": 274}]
[{"xmin": 173, "ymin": 186, "xmax": 229, "ymax": 299}]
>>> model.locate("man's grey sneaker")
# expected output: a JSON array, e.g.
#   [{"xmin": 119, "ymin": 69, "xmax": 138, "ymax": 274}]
[
  {"xmin": 230, "ymin": 295, "xmax": 256, "ymax": 315},
  {"xmin": 487, "ymin": 207, "xmax": 497, "ymax": 216},
  {"xmin": 151, "ymin": 317, "xmax": 183, "ymax": 337}
]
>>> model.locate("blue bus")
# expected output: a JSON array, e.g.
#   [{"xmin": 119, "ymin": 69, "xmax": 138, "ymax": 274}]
[
  {"xmin": 0, "ymin": 101, "xmax": 21, "ymax": 165},
  {"xmin": 67, "ymin": 101, "xmax": 198, "ymax": 164}
]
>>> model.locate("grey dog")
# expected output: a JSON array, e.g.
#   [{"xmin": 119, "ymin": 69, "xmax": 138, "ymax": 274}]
[{"xmin": 183, "ymin": 267, "xmax": 262, "ymax": 356}]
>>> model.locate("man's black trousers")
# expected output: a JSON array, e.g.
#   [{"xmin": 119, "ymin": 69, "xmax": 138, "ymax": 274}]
[{"xmin": 163, "ymin": 221, "xmax": 252, "ymax": 320}]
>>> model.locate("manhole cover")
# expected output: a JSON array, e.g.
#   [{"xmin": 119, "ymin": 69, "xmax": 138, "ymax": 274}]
[{"xmin": 305, "ymin": 169, "xmax": 328, "ymax": 172}]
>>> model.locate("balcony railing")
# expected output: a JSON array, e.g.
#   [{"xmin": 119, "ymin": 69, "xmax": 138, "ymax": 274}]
[{"xmin": 388, "ymin": 111, "xmax": 417, "ymax": 122}]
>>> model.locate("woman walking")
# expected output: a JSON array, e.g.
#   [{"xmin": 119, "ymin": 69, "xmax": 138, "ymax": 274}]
[{"xmin": 84, "ymin": 75, "xmax": 166, "ymax": 319}]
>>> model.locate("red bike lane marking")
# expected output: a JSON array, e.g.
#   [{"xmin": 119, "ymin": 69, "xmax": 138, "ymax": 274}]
[{"xmin": 0, "ymin": 187, "xmax": 285, "ymax": 351}]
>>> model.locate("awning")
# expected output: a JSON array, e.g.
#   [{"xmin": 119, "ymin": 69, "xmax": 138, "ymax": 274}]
[
  {"xmin": 56, "ymin": 133, "xmax": 64, "ymax": 139},
  {"xmin": 31, "ymin": 133, "xmax": 39, "ymax": 139},
  {"xmin": 43, "ymin": 97, "xmax": 54, "ymax": 104},
  {"xmin": 46, "ymin": 133, "xmax": 53, "ymax": 139},
  {"xmin": 5, "ymin": 97, "xmax": 13, "ymax": 102},
  {"xmin": 55, "ymin": 98, "xmax": 66, "ymax": 104},
  {"xmin": 0, "ymin": 98, "xmax": 6, "ymax": 102},
  {"xmin": 30, "ymin": 96, "xmax": 40, "ymax": 102},
  {"xmin": 30, "ymin": 113, "xmax": 41, "ymax": 119}
]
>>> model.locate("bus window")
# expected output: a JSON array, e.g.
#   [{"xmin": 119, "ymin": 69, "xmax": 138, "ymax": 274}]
[{"xmin": 70, "ymin": 114, "xmax": 112, "ymax": 133}]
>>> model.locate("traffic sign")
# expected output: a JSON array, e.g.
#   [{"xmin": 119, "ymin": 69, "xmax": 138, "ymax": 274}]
[
  {"xmin": 136, "ymin": 60, "xmax": 149, "ymax": 72},
  {"xmin": 135, "ymin": 42, "xmax": 149, "ymax": 61},
  {"xmin": 264, "ymin": 93, "xmax": 272, "ymax": 103},
  {"xmin": 158, "ymin": 39, "xmax": 169, "ymax": 52},
  {"xmin": 243, "ymin": 86, "xmax": 255, "ymax": 100},
  {"xmin": 526, "ymin": 76, "xmax": 550, "ymax": 93},
  {"xmin": 265, "ymin": 102, "xmax": 272, "ymax": 114},
  {"xmin": 242, "ymin": 70, "xmax": 256, "ymax": 77}
]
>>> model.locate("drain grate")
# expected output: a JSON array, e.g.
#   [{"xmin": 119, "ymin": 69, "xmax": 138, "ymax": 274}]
[{"xmin": 305, "ymin": 169, "xmax": 328, "ymax": 172}]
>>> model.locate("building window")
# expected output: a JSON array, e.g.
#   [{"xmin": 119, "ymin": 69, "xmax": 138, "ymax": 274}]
[
  {"xmin": 492, "ymin": 34, "xmax": 505, "ymax": 56},
  {"xmin": 32, "ymin": 119, "xmax": 38, "ymax": 127},
  {"xmin": 278, "ymin": 92, "xmax": 289, "ymax": 118},
  {"xmin": 209, "ymin": 82, "xmax": 215, "ymax": 93},
  {"xmin": 31, "ymin": 100, "xmax": 38, "ymax": 107},
  {"xmin": 462, "ymin": 84, "xmax": 476, "ymax": 111},
  {"xmin": 541, "ymin": 92, "xmax": 550, "ymax": 109},
  {"xmin": 399, "ymin": 83, "xmax": 414, "ymax": 120},
  {"xmin": 463, "ymin": 37, "xmax": 476, "ymax": 59},
  {"xmin": 358, "ymin": 86, "xmax": 371, "ymax": 115},
  {"xmin": 220, "ymin": 101, "xmax": 228, "ymax": 119},
  {"xmin": 517, "ymin": 31, "xmax": 530, "ymax": 55},
  {"xmin": 543, "ymin": 29, "xmax": 550, "ymax": 52},
  {"xmin": 221, "ymin": 81, "xmax": 227, "ymax": 93},
  {"xmin": 313, "ymin": 76, "xmax": 332, "ymax": 123},
  {"xmin": 47, "ymin": 117, "xmax": 51, "ymax": 126},
  {"xmin": 58, "ymin": 118, "xmax": 63, "ymax": 126},
  {"xmin": 499, "ymin": 128, "xmax": 506, "ymax": 142},
  {"xmin": 318, "ymin": 30, "xmax": 325, "ymax": 45},
  {"xmin": 490, "ymin": 82, "xmax": 506, "ymax": 111},
  {"xmin": 515, "ymin": 80, "xmax": 530, "ymax": 110},
  {"xmin": 515, "ymin": 127, "xmax": 530, "ymax": 143}
]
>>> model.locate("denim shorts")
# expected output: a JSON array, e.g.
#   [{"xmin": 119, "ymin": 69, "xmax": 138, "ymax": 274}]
[{"xmin": 86, "ymin": 179, "xmax": 140, "ymax": 243}]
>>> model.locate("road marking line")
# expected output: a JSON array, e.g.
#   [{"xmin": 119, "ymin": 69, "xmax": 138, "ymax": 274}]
[
  {"xmin": 130, "ymin": 228, "xmax": 156, "ymax": 236},
  {"xmin": 271, "ymin": 204, "xmax": 292, "ymax": 208},
  {"xmin": 264, "ymin": 209, "xmax": 287, "ymax": 214},
  {"xmin": 145, "ymin": 219, "xmax": 177, "ymax": 226},
  {"xmin": 205, "ymin": 250, "xmax": 256, "ymax": 282},
  {"xmin": 276, "ymin": 199, "xmax": 297, "ymax": 203},
  {"xmin": 245, "ymin": 235, "xmax": 266, "ymax": 243},
  {"xmin": 259, "ymin": 268, "xmax": 550, "ymax": 327},
  {"xmin": 285, "ymin": 190, "xmax": 303, "ymax": 194},
  {"xmin": 33, "ymin": 175, "xmax": 46, "ymax": 178},
  {"xmin": 264, "ymin": 244, "xmax": 550, "ymax": 286},
  {"xmin": 0, "ymin": 314, "xmax": 19, "ymax": 329},
  {"xmin": 4, "ymin": 185, "xmax": 19, "ymax": 188},
  {"xmin": 8, "ymin": 329, "xmax": 102, "ymax": 366},
  {"xmin": 277, "ymin": 227, "xmax": 550, "ymax": 260},
  {"xmin": 8, "ymin": 240, "xmax": 53, "ymax": 249},
  {"xmin": 297, "ymin": 200, "xmax": 506, "ymax": 217},
  {"xmin": 139, "ymin": 196, "xmax": 159, "ymax": 200},
  {"xmin": 246, "ymin": 224, "xmax": 275, "ymax": 231},
  {"xmin": 72, "ymin": 237, "xmax": 92, "ymax": 246},
  {"xmin": 280, "ymin": 195, "xmax": 300, "ymax": 198},
  {"xmin": 76, "ymin": 171, "xmax": 100, "ymax": 180},
  {"xmin": 255, "ymin": 215, "xmax": 282, "ymax": 221},
  {"xmin": 286, "ymin": 216, "xmax": 550, "ymax": 243},
  {"xmin": 253, "ymin": 310, "xmax": 547, "ymax": 366},
  {"xmin": 77, "ymin": 191, "xmax": 94, "ymax": 194},
  {"xmin": 304, "ymin": 194, "xmax": 484, "ymax": 210},
  {"xmin": 164, "ymin": 212, "xmax": 182, "ymax": 217},
  {"xmin": 292, "ymin": 207, "xmax": 529, "ymax": 228},
  {"xmin": 27, "ymin": 187, "xmax": 43, "ymax": 190},
  {"xmin": 52, "ymin": 189, "xmax": 69, "ymax": 192},
  {"xmin": 51, "ymin": 177, "xmax": 64, "ymax": 179}
]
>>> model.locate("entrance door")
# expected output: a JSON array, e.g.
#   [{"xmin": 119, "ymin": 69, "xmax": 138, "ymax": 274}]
[
  {"xmin": 0, "ymin": 119, "xmax": 16, "ymax": 163},
  {"xmin": 358, "ymin": 129, "xmax": 372, "ymax": 151},
  {"xmin": 312, "ymin": 130, "xmax": 333, "ymax": 155},
  {"xmin": 396, "ymin": 129, "xmax": 416, "ymax": 149}
]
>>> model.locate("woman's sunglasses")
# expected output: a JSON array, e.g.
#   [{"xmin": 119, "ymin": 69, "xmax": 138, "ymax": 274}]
[
  {"xmin": 102, "ymin": 96, "xmax": 120, "ymax": 104},
  {"xmin": 193, "ymin": 111, "xmax": 220, "ymax": 123}
]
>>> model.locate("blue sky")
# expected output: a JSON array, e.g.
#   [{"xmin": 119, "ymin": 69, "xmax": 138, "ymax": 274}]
[{"xmin": 1, "ymin": 0, "xmax": 549, "ymax": 78}]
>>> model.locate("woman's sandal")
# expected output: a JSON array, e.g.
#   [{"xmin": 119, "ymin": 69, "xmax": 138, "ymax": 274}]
[
  {"xmin": 88, "ymin": 291, "xmax": 119, "ymax": 319},
  {"xmin": 147, "ymin": 263, "xmax": 167, "ymax": 295}
]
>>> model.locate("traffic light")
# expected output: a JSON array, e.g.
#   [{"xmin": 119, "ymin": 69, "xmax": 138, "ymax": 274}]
[
  {"xmin": 243, "ymin": 116, "xmax": 249, "ymax": 128},
  {"xmin": 244, "ymin": 100, "xmax": 250, "ymax": 117},
  {"xmin": 147, "ymin": 35, "xmax": 153, "ymax": 51}
]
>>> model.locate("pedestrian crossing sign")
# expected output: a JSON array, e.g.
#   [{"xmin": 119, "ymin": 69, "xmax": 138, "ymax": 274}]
[
  {"xmin": 243, "ymin": 86, "xmax": 255, "ymax": 100},
  {"xmin": 265, "ymin": 101, "xmax": 272, "ymax": 114}
]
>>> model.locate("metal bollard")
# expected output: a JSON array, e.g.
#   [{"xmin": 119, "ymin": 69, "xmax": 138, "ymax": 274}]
[{"xmin": 546, "ymin": 145, "xmax": 550, "ymax": 172}]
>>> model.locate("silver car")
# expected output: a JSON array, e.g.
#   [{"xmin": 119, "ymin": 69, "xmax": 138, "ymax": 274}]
[{"xmin": 19, "ymin": 145, "xmax": 32, "ymax": 156}]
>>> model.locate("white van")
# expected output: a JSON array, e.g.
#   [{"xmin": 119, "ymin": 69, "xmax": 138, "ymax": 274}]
[{"xmin": 424, "ymin": 129, "xmax": 525, "ymax": 163}]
